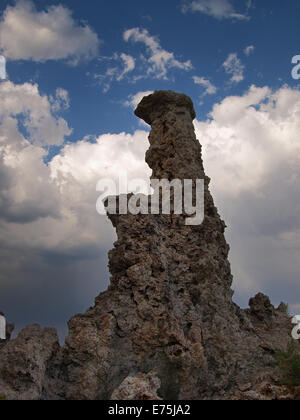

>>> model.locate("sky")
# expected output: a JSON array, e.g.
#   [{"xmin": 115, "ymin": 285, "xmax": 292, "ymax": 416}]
[{"xmin": 0, "ymin": 0, "xmax": 300, "ymax": 341}]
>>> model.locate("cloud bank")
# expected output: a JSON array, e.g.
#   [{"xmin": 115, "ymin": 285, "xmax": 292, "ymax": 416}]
[
  {"xmin": 0, "ymin": 80, "xmax": 150, "ymax": 337},
  {"xmin": 195, "ymin": 85, "xmax": 300, "ymax": 308}
]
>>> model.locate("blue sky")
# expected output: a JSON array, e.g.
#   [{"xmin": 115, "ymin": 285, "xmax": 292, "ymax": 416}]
[
  {"xmin": 3, "ymin": 0, "xmax": 300, "ymax": 138},
  {"xmin": 0, "ymin": 0, "xmax": 300, "ymax": 340}
]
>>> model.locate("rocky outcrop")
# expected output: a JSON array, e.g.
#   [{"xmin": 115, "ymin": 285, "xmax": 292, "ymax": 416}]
[
  {"xmin": 111, "ymin": 372, "xmax": 161, "ymax": 400},
  {"xmin": 232, "ymin": 383, "xmax": 300, "ymax": 401},
  {"xmin": 0, "ymin": 325, "xmax": 59, "ymax": 400},
  {"xmin": 5, "ymin": 323, "xmax": 14, "ymax": 342},
  {"xmin": 0, "ymin": 91, "xmax": 298, "ymax": 400}
]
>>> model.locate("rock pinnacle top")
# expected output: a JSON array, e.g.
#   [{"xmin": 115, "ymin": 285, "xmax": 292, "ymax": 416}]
[{"xmin": 135, "ymin": 90, "xmax": 196, "ymax": 125}]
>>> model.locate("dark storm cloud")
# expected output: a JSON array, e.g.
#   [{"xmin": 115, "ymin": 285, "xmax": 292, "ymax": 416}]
[{"xmin": 0, "ymin": 246, "xmax": 110, "ymax": 342}]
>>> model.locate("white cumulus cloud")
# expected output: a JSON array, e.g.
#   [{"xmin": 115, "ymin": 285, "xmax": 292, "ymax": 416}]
[
  {"xmin": 194, "ymin": 85, "xmax": 300, "ymax": 306},
  {"xmin": 0, "ymin": 81, "xmax": 72, "ymax": 147},
  {"xmin": 0, "ymin": 0, "xmax": 100, "ymax": 63},
  {"xmin": 0, "ymin": 81, "xmax": 72, "ymax": 224},
  {"xmin": 0, "ymin": 80, "xmax": 150, "ymax": 248}
]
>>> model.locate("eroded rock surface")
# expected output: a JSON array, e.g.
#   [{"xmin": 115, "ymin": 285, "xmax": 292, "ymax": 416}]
[
  {"xmin": 0, "ymin": 325, "xmax": 59, "ymax": 400},
  {"xmin": 0, "ymin": 91, "xmax": 298, "ymax": 400},
  {"xmin": 111, "ymin": 372, "xmax": 161, "ymax": 400}
]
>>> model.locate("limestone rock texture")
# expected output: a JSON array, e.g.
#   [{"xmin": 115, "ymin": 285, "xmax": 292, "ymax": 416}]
[
  {"xmin": 111, "ymin": 372, "xmax": 161, "ymax": 400},
  {"xmin": 0, "ymin": 325, "xmax": 59, "ymax": 400},
  {"xmin": 0, "ymin": 91, "xmax": 298, "ymax": 400}
]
